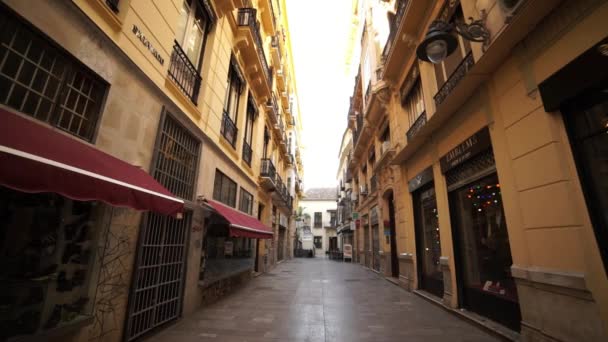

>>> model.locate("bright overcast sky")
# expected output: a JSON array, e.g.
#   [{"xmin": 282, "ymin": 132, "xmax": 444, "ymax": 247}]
[{"xmin": 286, "ymin": 0, "xmax": 355, "ymax": 189}]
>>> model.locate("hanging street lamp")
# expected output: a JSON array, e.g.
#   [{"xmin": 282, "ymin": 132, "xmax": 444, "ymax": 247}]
[{"xmin": 416, "ymin": 11, "xmax": 490, "ymax": 64}]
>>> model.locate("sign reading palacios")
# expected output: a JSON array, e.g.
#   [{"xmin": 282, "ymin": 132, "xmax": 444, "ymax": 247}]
[{"xmin": 132, "ymin": 25, "xmax": 165, "ymax": 66}]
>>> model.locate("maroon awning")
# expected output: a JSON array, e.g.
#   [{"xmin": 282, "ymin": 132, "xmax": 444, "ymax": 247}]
[
  {"xmin": 207, "ymin": 200, "xmax": 273, "ymax": 239},
  {"xmin": 0, "ymin": 109, "xmax": 184, "ymax": 216}
]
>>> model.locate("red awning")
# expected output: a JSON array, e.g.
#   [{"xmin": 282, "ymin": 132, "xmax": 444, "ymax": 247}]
[
  {"xmin": 0, "ymin": 110, "xmax": 184, "ymax": 216},
  {"xmin": 207, "ymin": 200, "xmax": 273, "ymax": 239}
]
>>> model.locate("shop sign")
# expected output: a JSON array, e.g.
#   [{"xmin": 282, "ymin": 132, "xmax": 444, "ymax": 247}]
[
  {"xmin": 440, "ymin": 128, "xmax": 491, "ymax": 173},
  {"xmin": 408, "ymin": 167, "xmax": 434, "ymax": 192},
  {"xmin": 352, "ymin": 212, "xmax": 359, "ymax": 220},
  {"xmin": 132, "ymin": 25, "xmax": 164, "ymax": 66},
  {"xmin": 370, "ymin": 207, "xmax": 379, "ymax": 225},
  {"xmin": 351, "ymin": 221, "xmax": 356, "ymax": 231},
  {"xmin": 343, "ymin": 244, "xmax": 353, "ymax": 259}
]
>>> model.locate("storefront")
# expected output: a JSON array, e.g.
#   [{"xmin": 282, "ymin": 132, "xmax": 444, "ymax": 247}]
[
  {"xmin": 539, "ymin": 35, "xmax": 608, "ymax": 276},
  {"xmin": 409, "ymin": 167, "xmax": 443, "ymax": 298},
  {"xmin": 0, "ymin": 111, "xmax": 184, "ymax": 341},
  {"xmin": 362, "ymin": 214, "xmax": 370, "ymax": 268},
  {"xmin": 199, "ymin": 200, "xmax": 273, "ymax": 288},
  {"xmin": 370, "ymin": 207, "xmax": 380, "ymax": 272},
  {"xmin": 441, "ymin": 128, "xmax": 520, "ymax": 331}
]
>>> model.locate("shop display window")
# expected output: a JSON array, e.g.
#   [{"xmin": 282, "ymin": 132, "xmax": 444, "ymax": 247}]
[
  {"xmin": 415, "ymin": 186, "xmax": 442, "ymax": 285},
  {"xmin": 0, "ymin": 187, "xmax": 104, "ymax": 340},
  {"xmin": 450, "ymin": 174, "xmax": 518, "ymax": 303},
  {"xmin": 199, "ymin": 222, "xmax": 254, "ymax": 286}
]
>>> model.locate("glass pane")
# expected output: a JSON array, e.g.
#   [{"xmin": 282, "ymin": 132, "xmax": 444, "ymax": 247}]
[
  {"xmin": 175, "ymin": 0, "xmax": 190, "ymax": 47},
  {"xmin": 418, "ymin": 187, "xmax": 442, "ymax": 281},
  {"xmin": 451, "ymin": 174, "xmax": 518, "ymax": 303}
]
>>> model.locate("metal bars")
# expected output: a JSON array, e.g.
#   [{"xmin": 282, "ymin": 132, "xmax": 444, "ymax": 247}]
[
  {"xmin": 153, "ymin": 113, "xmax": 200, "ymax": 201},
  {"xmin": 126, "ymin": 211, "xmax": 192, "ymax": 341},
  {"xmin": 168, "ymin": 41, "xmax": 202, "ymax": 104}
]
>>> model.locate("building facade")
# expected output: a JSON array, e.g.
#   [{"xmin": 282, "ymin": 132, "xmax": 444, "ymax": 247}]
[
  {"xmin": 342, "ymin": 0, "xmax": 608, "ymax": 340},
  {"xmin": 300, "ymin": 188, "xmax": 338, "ymax": 256},
  {"xmin": 0, "ymin": 0, "xmax": 303, "ymax": 341}
]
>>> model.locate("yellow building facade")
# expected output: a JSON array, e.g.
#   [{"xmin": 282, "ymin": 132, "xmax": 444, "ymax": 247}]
[
  {"xmin": 344, "ymin": 0, "xmax": 608, "ymax": 340},
  {"xmin": 0, "ymin": 0, "xmax": 303, "ymax": 341}
]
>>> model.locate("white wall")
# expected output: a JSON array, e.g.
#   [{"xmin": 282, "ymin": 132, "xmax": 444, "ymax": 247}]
[{"xmin": 301, "ymin": 199, "xmax": 337, "ymax": 255}]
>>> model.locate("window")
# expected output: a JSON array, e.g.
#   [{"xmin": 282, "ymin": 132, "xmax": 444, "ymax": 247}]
[
  {"xmin": 242, "ymin": 94, "xmax": 256, "ymax": 165},
  {"xmin": 175, "ymin": 0, "xmax": 211, "ymax": 67},
  {"xmin": 213, "ymin": 169, "xmax": 237, "ymax": 207},
  {"xmin": 402, "ymin": 77, "xmax": 425, "ymax": 126},
  {"xmin": 329, "ymin": 210, "xmax": 337, "ymax": 227},
  {"xmin": 239, "ymin": 188, "xmax": 253, "ymax": 215},
  {"xmin": 314, "ymin": 212, "xmax": 322, "ymax": 228},
  {"xmin": 221, "ymin": 57, "xmax": 243, "ymax": 147},
  {"xmin": 0, "ymin": 187, "xmax": 103, "ymax": 339},
  {"xmin": 0, "ymin": 9, "xmax": 108, "ymax": 142},
  {"xmin": 153, "ymin": 112, "xmax": 200, "ymax": 200},
  {"xmin": 313, "ymin": 236, "xmax": 322, "ymax": 249}
]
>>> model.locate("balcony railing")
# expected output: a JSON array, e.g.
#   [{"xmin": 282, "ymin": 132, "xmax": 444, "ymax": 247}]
[
  {"xmin": 434, "ymin": 52, "xmax": 475, "ymax": 106},
  {"xmin": 106, "ymin": 0, "xmax": 119, "ymax": 13},
  {"xmin": 237, "ymin": 8, "xmax": 272, "ymax": 89},
  {"xmin": 221, "ymin": 112, "xmax": 238, "ymax": 147},
  {"xmin": 242, "ymin": 140, "xmax": 252, "ymax": 166},
  {"xmin": 370, "ymin": 174, "xmax": 378, "ymax": 194},
  {"xmin": 382, "ymin": 0, "xmax": 408, "ymax": 59},
  {"xmin": 406, "ymin": 111, "xmax": 427, "ymax": 142},
  {"xmin": 261, "ymin": 158, "xmax": 277, "ymax": 181},
  {"xmin": 168, "ymin": 41, "xmax": 202, "ymax": 104}
]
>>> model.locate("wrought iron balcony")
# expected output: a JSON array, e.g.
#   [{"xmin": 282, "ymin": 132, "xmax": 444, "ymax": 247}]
[
  {"xmin": 260, "ymin": 158, "xmax": 277, "ymax": 190},
  {"xmin": 221, "ymin": 111, "xmax": 238, "ymax": 147},
  {"xmin": 242, "ymin": 140, "xmax": 252, "ymax": 166},
  {"xmin": 382, "ymin": 0, "xmax": 408, "ymax": 60},
  {"xmin": 434, "ymin": 52, "xmax": 475, "ymax": 106},
  {"xmin": 168, "ymin": 41, "xmax": 202, "ymax": 104},
  {"xmin": 406, "ymin": 111, "xmax": 427, "ymax": 142},
  {"xmin": 237, "ymin": 8, "xmax": 271, "ymax": 90}
]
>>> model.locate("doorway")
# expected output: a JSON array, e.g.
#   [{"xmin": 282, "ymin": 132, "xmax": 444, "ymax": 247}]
[
  {"xmin": 387, "ymin": 193, "xmax": 399, "ymax": 277},
  {"xmin": 125, "ymin": 212, "xmax": 192, "ymax": 341}
]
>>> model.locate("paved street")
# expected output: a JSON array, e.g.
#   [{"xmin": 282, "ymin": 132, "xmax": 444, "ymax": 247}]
[{"xmin": 149, "ymin": 258, "xmax": 500, "ymax": 342}]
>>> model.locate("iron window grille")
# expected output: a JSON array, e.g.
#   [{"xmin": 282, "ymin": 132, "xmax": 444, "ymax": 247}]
[
  {"xmin": 153, "ymin": 112, "xmax": 200, "ymax": 200},
  {"xmin": 168, "ymin": 41, "xmax": 202, "ymax": 104},
  {"xmin": 0, "ymin": 9, "xmax": 108, "ymax": 142},
  {"xmin": 213, "ymin": 169, "xmax": 237, "ymax": 207},
  {"xmin": 239, "ymin": 188, "xmax": 253, "ymax": 215}
]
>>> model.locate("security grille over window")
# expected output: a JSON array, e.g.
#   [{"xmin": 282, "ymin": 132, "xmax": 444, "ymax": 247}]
[
  {"xmin": 125, "ymin": 212, "xmax": 192, "ymax": 341},
  {"xmin": 153, "ymin": 112, "xmax": 200, "ymax": 200},
  {"xmin": 0, "ymin": 10, "xmax": 108, "ymax": 141},
  {"xmin": 446, "ymin": 149, "xmax": 496, "ymax": 190}
]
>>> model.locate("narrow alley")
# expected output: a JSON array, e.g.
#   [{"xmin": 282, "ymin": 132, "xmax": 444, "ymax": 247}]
[{"xmin": 148, "ymin": 258, "xmax": 499, "ymax": 342}]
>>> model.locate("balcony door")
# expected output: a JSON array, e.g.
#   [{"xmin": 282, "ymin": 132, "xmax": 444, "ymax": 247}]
[{"xmin": 176, "ymin": 0, "xmax": 211, "ymax": 67}]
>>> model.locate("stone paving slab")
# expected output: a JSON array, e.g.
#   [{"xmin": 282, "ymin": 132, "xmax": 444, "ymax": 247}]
[{"xmin": 148, "ymin": 258, "xmax": 501, "ymax": 342}]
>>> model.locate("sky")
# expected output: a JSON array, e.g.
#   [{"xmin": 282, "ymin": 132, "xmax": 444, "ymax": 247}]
[{"xmin": 286, "ymin": 0, "xmax": 356, "ymax": 189}]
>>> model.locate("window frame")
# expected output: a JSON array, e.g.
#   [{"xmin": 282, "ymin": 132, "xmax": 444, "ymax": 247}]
[
  {"xmin": 175, "ymin": 0, "xmax": 212, "ymax": 71},
  {"xmin": 212, "ymin": 169, "xmax": 237, "ymax": 207},
  {"xmin": 0, "ymin": 6, "xmax": 109, "ymax": 142},
  {"xmin": 239, "ymin": 187, "xmax": 254, "ymax": 215},
  {"xmin": 314, "ymin": 212, "xmax": 322, "ymax": 228}
]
